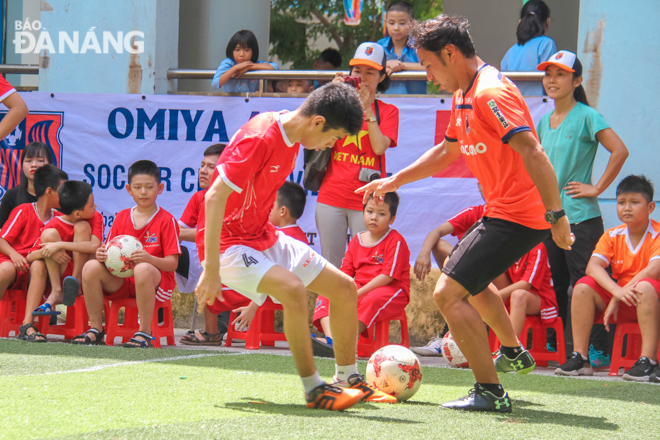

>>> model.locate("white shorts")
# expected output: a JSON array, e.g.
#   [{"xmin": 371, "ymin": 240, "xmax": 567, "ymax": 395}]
[{"xmin": 214, "ymin": 232, "xmax": 327, "ymax": 306}]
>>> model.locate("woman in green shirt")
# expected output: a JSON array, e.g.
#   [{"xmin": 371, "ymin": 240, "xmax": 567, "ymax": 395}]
[{"xmin": 536, "ymin": 51, "xmax": 629, "ymax": 360}]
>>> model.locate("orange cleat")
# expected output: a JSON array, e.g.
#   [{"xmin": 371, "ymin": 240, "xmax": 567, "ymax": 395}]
[
  {"xmin": 333, "ymin": 374, "xmax": 398, "ymax": 404},
  {"xmin": 305, "ymin": 383, "xmax": 365, "ymax": 411}
]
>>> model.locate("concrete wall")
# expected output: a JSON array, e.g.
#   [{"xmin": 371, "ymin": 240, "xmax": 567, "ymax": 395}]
[
  {"xmin": 5, "ymin": 0, "xmax": 40, "ymax": 87},
  {"xmin": 578, "ymin": 0, "xmax": 660, "ymax": 227},
  {"xmin": 177, "ymin": 0, "xmax": 271, "ymax": 92}
]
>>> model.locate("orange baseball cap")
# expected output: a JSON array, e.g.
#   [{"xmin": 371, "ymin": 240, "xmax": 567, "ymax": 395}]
[
  {"xmin": 349, "ymin": 42, "xmax": 385, "ymax": 71},
  {"xmin": 537, "ymin": 50, "xmax": 583, "ymax": 76}
]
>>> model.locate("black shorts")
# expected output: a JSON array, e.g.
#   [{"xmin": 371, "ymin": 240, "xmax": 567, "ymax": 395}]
[{"xmin": 442, "ymin": 217, "xmax": 549, "ymax": 296}]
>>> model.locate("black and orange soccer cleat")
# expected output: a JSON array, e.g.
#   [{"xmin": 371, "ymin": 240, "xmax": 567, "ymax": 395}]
[
  {"xmin": 305, "ymin": 383, "xmax": 364, "ymax": 411},
  {"xmin": 333, "ymin": 374, "xmax": 398, "ymax": 404}
]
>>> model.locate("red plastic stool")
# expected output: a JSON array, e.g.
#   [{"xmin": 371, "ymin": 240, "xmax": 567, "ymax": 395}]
[
  {"xmin": 609, "ymin": 322, "xmax": 660, "ymax": 376},
  {"xmin": 489, "ymin": 316, "xmax": 566, "ymax": 367},
  {"xmin": 37, "ymin": 295, "xmax": 109, "ymax": 339},
  {"xmin": 105, "ymin": 298, "xmax": 175, "ymax": 348},
  {"xmin": 0, "ymin": 289, "xmax": 27, "ymax": 337},
  {"xmin": 225, "ymin": 299, "xmax": 286, "ymax": 350},
  {"xmin": 357, "ymin": 311, "xmax": 409, "ymax": 358}
]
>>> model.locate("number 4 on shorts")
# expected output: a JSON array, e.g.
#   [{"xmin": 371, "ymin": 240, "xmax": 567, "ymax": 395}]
[{"xmin": 242, "ymin": 253, "xmax": 258, "ymax": 267}]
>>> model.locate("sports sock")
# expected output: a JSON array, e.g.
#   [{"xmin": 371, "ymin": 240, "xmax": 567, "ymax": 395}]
[
  {"xmin": 301, "ymin": 372, "xmax": 325, "ymax": 395},
  {"xmin": 479, "ymin": 383, "xmax": 505, "ymax": 398},
  {"xmin": 500, "ymin": 345, "xmax": 524, "ymax": 359},
  {"xmin": 650, "ymin": 358, "xmax": 658, "ymax": 366},
  {"xmin": 335, "ymin": 363, "xmax": 359, "ymax": 382}
]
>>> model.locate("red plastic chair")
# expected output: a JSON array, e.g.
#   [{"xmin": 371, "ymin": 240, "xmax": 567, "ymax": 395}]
[
  {"xmin": 490, "ymin": 316, "xmax": 566, "ymax": 367},
  {"xmin": 225, "ymin": 299, "xmax": 286, "ymax": 350},
  {"xmin": 609, "ymin": 322, "xmax": 660, "ymax": 376},
  {"xmin": 357, "ymin": 311, "xmax": 409, "ymax": 358},
  {"xmin": 37, "ymin": 295, "xmax": 109, "ymax": 339},
  {"xmin": 0, "ymin": 289, "xmax": 27, "ymax": 337},
  {"xmin": 105, "ymin": 298, "xmax": 175, "ymax": 348}
]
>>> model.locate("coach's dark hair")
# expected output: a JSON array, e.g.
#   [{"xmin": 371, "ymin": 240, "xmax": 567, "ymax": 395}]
[
  {"xmin": 33, "ymin": 164, "xmax": 68, "ymax": 198},
  {"xmin": 517, "ymin": 0, "xmax": 550, "ymax": 45},
  {"xmin": 349, "ymin": 50, "xmax": 391, "ymax": 93},
  {"xmin": 365, "ymin": 191, "xmax": 400, "ymax": 217},
  {"xmin": 277, "ymin": 181, "xmax": 307, "ymax": 220},
  {"xmin": 616, "ymin": 175, "xmax": 654, "ymax": 204},
  {"xmin": 204, "ymin": 143, "xmax": 226, "ymax": 157},
  {"xmin": 128, "ymin": 160, "xmax": 161, "ymax": 184},
  {"xmin": 409, "ymin": 15, "xmax": 476, "ymax": 60},
  {"xmin": 573, "ymin": 77, "xmax": 589, "ymax": 107},
  {"xmin": 319, "ymin": 48, "xmax": 342, "ymax": 68},
  {"xmin": 58, "ymin": 180, "xmax": 92, "ymax": 215},
  {"xmin": 387, "ymin": 1, "xmax": 414, "ymax": 19},
  {"xmin": 299, "ymin": 83, "xmax": 363, "ymax": 136},
  {"xmin": 16, "ymin": 142, "xmax": 55, "ymax": 204},
  {"xmin": 226, "ymin": 30, "xmax": 259, "ymax": 63}
]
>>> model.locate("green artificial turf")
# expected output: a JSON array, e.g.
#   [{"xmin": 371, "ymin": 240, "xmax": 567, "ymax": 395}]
[{"xmin": 0, "ymin": 339, "xmax": 658, "ymax": 440}]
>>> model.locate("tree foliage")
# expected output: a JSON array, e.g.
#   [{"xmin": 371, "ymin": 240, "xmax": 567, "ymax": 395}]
[{"xmin": 270, "ymin": 0, "xmax": 443, "ymax": 69}]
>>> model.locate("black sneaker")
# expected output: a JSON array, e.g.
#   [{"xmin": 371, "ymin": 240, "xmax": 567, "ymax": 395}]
[
  {"xmin": 441, "ymin": 383, "xmax": 512, "ymax": 413},
  {"xmin": 311, "ymin": 336, "xmax": 334, "ymax": 358},
  {"xmin": 493, "ymin": 349, "xmax": 536, "ymax": 374},
  {"xmin": 622, "ymin": 357, "xmax": 656, "ymax": 382},
  {"xmin": 555, "ymin": 352, "xmax": 593, "ymax": 376},
  {"xmin": 650, "ymin": 365, "xmax": 660, "ymax": 383}
]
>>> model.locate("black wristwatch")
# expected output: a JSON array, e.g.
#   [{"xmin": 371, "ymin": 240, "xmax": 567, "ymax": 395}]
[{"xmin": 545, "ymin": 209, "xmax": 566, "ymax": 225}]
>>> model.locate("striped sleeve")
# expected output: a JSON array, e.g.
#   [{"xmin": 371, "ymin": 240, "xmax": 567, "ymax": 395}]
[
  {"xmin": 381, "ymin": 232, "xmax": 410, "ymax": 281},
  {"xmin": 0, "ymin": 206, "xmax": 24, "ymax": 244}
]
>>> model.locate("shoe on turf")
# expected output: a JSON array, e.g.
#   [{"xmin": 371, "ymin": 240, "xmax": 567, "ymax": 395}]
[
  {"xmin": 305, "ymin": 383, "xmax": 364, "ymax": 411},
  {"xmin": 411, "ymin": 336, "xmax": 443, "ymax": 357},
  {"xmin": 588, "ymin": 344, "xmax": 611, "ymax": 368},
  {"xmin": 441, "ymin": 383, "xmax": 512, "ymax": 413},
  {"xmin": 649, "ymin": 365, "xmax": 660, "ymax": 383},
  {"xmin": 622, "ymin": 357, "xmax": 656, "ymax": 382},
  {"xmin": 311, "ymin": 336, "xmax": 335, "ymax": 358},
  {"xmin": 555, "ymin": 352, "xmax": 593, "ymax": 376},
  {"xmin": 333, "ymin": 373, "xmax": 397, "ymax": 404},
  {"xmin": 493, "ymin": 349, "xmax": 536, "ymax": 374}
]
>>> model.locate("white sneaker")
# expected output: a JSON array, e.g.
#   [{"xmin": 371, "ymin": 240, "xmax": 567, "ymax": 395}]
[{"xmin": 411, "ymin": 336, "xmax": 443, "ymax": 357}]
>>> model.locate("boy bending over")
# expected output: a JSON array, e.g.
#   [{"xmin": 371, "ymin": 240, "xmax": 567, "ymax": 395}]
[
  {"xmin": 77, "ymin": 160, "xmax": 180, "ymax": 347},
  {"xmin": 555, "ymin": 175, "xmax": 660, "ymax": 382}
]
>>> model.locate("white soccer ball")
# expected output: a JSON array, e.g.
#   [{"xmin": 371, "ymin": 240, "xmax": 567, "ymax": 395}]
[
  {"xmin": 104, "ymin": 235, "xmax": 143, "ymax": 278},
  {"xmin": 365, "ymin": 345, "xmax": 423, "ymax": 402},
  {"xmin": 441, "ymin": 332, "xmax": 470, "ymax": 368}
]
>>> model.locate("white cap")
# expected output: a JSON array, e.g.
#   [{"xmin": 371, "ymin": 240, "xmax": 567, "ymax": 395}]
[{"xmin": 349, "ymin": 42, "xmax": 385, "ymax": 71}]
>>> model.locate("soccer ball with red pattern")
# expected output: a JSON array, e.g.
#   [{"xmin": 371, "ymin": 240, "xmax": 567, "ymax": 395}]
[
  {"xmin": 105, "ymin": 235, "xmax": 143, "ymax": 278},
  {"xmin": 365, "ymin": 345, "xmax": 423, "ymax": 402},
  {"xmin": 441, "ymin": 332, "xmax": 470, "ymax": 368}
]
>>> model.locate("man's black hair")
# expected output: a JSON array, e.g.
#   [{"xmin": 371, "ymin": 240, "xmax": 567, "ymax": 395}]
[
  {"xmin": 58, "ymin": 180, "xmax": 92, "ymax": 215},
  {"xmin": 226, "ymin": 30, "xmax": 259, "ymax": 63},
  {"xmin": 34, "ymin": 164, "xmax": 68, "ymax": 198},
  {"xmin": 277, "ymin": 181, "xmax": 307, "ymax": 220},
  {"xmin": 319, "ymin": 48, "xmax": 342, "ymax": 68},
  {"xmin": 517, "ymin": 0, "xmax": 550, "ymax": 45},
  {"xmin": 365, "ymin": 192, "xmax": 400, "ymax": 217},
  {"xmin": 409, "ymin": 15, "xmax": 477, "ymax": 59},
  {"xmin": 128, "ymin": 160, "xmax": 161, "ymax": 184},
  {"xmin": 387, "ymin": 1, "xmax": 414, "ymax": 18},
  {"xmin": 299, "ymin": 83, "xmax": 363, "ymax": 136},
  {"xmin": 204, "ymin": 143, "xmax": 226, "ymax": 157},
  {"xmin": 616, "ymin": 175, "xmax": 654, "ymax": 203}
]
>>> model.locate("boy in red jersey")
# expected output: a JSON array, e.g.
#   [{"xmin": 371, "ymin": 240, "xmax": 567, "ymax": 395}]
[
  {"xmin": 556, "ymin": 175, "xmax": 660, "ymax": 382},
  {"xmin": 0, "ymin": 165, "xmax": 66, "ymax": 341},
  {"xmin": 76, "ymin": 160, "xmax": 180, "ymax": 347},
  {"xmin": 269, "ymin": 181, "xmax": 309, "ymax": 245},
  {"xmin": 313, "ymin": 192, "xmax": 410, "ymax": 344},
  {"xmin": 196, "ymin": 83, "xmax": 393, "ymax": 410},
  {"xmin": 358, "ymin": 16, "xmax": 574, "ymax": 412}
]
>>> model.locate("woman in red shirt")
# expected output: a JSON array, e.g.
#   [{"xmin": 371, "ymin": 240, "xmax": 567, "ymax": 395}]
[{"xmin": 316, "ymin": 42, "xmax": 400, "ymax": 268}]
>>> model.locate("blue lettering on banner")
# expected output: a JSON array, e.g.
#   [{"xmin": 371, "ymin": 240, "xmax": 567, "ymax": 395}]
[
  {"xmin": 137, "ymin": 108, "xmax": 166, "ymax": 140},
  {"xmin": 107, "ymin": 107, "xmax": 134, "ymax": 139},
  {"xmin": 168, "ymin": 109, "xmax": 179, "ymax": 140},
  {"xmin": 181, "ymin": 110, "xmax": 204, "ymax": 141},
  {"xmin": 83, "ymin": 163, "xmax": 201, "ymax": 193},
  {"xmin": 113, "ymin": 165, "xmax": 126, "ymax": 189},
  {"xmin": 181, "ymin": 167, "xmax": 195, "ymax": 193},
  {"xmin": 202, "ymin": 111, "xmax": 229, "ymax": 142},
  {"xmin": 98, "ymin": 164, "xmax": 111, "ymax": 189},
  {"xmin": 159, "ymin": 167, "xmax": 171, "ymax": 191}
]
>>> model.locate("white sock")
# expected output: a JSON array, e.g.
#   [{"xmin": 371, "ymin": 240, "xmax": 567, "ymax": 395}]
[
  {"xmin": 650, "ymin": 358, "xmax": 658, "ymax": 366},
  {"xmin": 301, "ymin": 372, "xmax": 324, "ymax": 394},
  {"xmin": 335, "ymin": 363, "xmax": 359, "ymax": 382}
]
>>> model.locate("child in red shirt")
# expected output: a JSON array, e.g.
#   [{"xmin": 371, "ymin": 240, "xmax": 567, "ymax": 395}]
[
  {"xmin": 313, "ymin": 192, "xmax": 410, "ymax": 342},
  {"xmin": 269, "ymin": 181, "xmax": 309, "ymax": 245},
  {"xmin": 76, "ymin": 160, "xmax": 181, "ymax": 347}
]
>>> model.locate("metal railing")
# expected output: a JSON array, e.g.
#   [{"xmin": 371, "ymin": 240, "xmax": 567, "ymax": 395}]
[{"xmin": 0, "ymin": 64, "xmax": 39, "ymax": 74}]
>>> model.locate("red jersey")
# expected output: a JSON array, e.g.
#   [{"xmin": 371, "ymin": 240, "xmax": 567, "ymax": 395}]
[
  {"xmin": 106, "ymin": 206, "xmax": 181, "ymax": 302},
  {"xmin": 0, "ymin": 203, "xmax": 54, "ymax": 257},
  {"xmin": 447, "ymin": 204, "xmax": 486, "ymax": 240},
  {"xmin": 445, "ymin": 65, "xmax": 547, "ymax": 230},
  {"xmin": 341, "ymin": 228, "xmax": 410, "ymax": 295},
  {"xmin": 318, "ymin": 100, "xmax": 399, "ymax": 211},
  {"xmin": 278, "ymin": 224, "xmax": 309, "ymax": 244},
  {"xmin": 592, "ymin": 220, "xmax": 660, "ymax": 286},
  {"xmin": 179, "ymin": 190, "xmax": 205, "ymax": 229},
  {"xmin": 203, "ymin": 111, "xmax": 300, "ymax": 254},
  {"xmin": 35, "ymin": 211, "xmax": 104, "ymax": 255},
  {"xmin": 0, "ymin": 75, "xmax": 16, "ymax": 102},
  {"xmin": 505, "ymin": 242, "xmax": 557, "ymax": 323}
]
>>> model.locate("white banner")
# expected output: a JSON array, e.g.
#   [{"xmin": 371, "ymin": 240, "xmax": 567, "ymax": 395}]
[{"xmin": 0, "ymin": 93, "xmax": 553, "ymax": 266}]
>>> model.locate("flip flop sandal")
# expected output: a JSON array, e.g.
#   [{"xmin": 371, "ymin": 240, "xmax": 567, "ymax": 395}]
[
  {"xmin": 180, "ymin": 330, "xmax": 222, "ymax": 346},
  {"xmin": 62, "ymin": 276, "xmax": 80, "ymax": 307},
  {"xmin": 32, "ymin": 303, "xmax": 61, "ymax": 316},
  {"xmin": 71, "ymin": 328, "xmax": 105, "ymax": 345},
  {"xmin": 122, "ymin": 331, "xmax": 155, "ymax": 348},
  {"xmin": 18, "ymin": 323, "xmax": 47, "ymax": 342}
]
